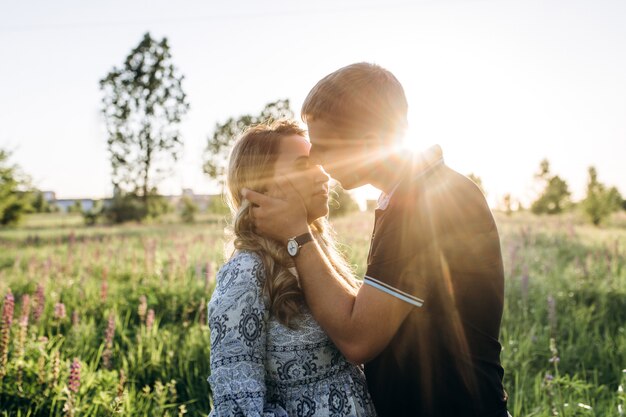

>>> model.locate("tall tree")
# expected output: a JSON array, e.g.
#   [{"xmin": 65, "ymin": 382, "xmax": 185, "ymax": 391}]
[
  {"xmin": 100, "ymin": 32, "xmax": 189, "ymax": 206},
  {"xmin": 531, "ymin": 158, "xmax": 571, "ymax": 215},
  {"xmin": 0, "ymin": 149, "xmax": 32, "ymax": 226},
  {"xmin": 203, "ymin": 99, "xmax": 294, "ymax": 188},
  {"xmin": 582, "ymin": 166, "xmax": 622, "ymax": 226}
]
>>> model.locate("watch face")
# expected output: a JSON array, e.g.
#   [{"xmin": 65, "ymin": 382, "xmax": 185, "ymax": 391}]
[{"xmin": 287, "ymin": 239, "xmax": 299, "ymax": 256}]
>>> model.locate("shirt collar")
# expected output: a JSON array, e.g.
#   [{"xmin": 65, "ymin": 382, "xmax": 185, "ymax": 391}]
[{"xmin": 376, "ymin": 144, "xmax": 444, "ymax": 211}]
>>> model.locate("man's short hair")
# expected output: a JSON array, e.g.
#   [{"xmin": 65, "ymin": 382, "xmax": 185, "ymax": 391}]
[{"xmin": 301, "ymin": 62, "xmax": 408, "ymax": 139}]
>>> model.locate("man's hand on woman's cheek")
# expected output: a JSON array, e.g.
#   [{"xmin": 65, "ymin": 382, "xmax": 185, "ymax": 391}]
[{"xmin": 242, "ymin": 176, "xmax": 309, "ymax": 243}]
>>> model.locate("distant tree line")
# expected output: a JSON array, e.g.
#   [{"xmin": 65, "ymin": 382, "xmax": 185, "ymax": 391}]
[{"xmin": 469, "ymin": 158, "xmax": 624, "ymax": 226}]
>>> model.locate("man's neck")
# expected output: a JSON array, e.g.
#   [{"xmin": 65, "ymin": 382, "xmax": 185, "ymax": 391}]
[{"xmin": 366, "ymin": 150, "xmax": 412, "ymax": 194}]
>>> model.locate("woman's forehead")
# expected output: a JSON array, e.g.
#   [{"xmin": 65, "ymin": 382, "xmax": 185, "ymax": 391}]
[{"xmin": 277, "ymin": 134, "xmax": 310, "ymax": 159}]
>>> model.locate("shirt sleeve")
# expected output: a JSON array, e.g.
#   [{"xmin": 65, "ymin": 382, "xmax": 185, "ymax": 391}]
[
  {"xmin": 207, "ymin": 252, "xmax": 288, "ymax": 417},
  {"xmin": 364, "ymin": 208, "xmax": 431, "ymax": 308}
]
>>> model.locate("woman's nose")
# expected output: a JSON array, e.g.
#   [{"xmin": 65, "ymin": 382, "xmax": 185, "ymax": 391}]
[{"xmin": 314, "ymin": 165, "xmax": 330, "ymax": 183}]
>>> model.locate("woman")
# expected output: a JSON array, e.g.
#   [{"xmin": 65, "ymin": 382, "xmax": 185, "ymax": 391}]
[{"xmin": 207, "ymin": 120, "xmax": 377, "ymax": 416}]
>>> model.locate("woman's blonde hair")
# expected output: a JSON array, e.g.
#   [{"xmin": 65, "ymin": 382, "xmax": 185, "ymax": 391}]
[{"xmin": 225, "ymin": 119, "xmax": 358, "ymax": 327}]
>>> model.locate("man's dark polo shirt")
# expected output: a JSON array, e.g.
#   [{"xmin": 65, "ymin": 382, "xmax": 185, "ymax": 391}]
[{"xmin": 363, "ymin": 151, "xmax": 507, "ymax": 417}]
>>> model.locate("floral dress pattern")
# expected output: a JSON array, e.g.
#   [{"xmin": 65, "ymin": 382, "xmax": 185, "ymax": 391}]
[{"xmin": 207, "ymin": 251, "xmax": 377, "ymax": 417}]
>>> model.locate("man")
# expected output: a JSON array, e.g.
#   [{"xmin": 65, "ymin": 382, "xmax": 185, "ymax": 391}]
[{"xmin": 243, "ymin": 62, "xmax": 509, "ymax": 417}]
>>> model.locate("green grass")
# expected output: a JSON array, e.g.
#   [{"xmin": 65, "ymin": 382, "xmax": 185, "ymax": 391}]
[{"xmin": 0, "ymin": 211, "xmax": 625, "ymax": 416}]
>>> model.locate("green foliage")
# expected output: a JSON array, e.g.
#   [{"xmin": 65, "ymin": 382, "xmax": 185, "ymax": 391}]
[
  {"xmin": 581, "ymin": 166, "xmax": 623, "ymax": 226},
  {"xmin": 0, "ymin": 222, "xmax": 223, "ymax": 415},
  {"xmin": 179, "ymin": 196, "xmax": 198, "ymax": 224},
  {"xmin": 99, "ymin": 32, "xmax": 189, "ymax": 217},
  {"xmin": 29, "ymin": 191, "xmax": 54, "ymax": 214},
  {"xmin": 2, "ymin": 210, "xmax": 626, "ymax": 415},
  {"xmin": 205, "ymin": 195, "xmax": 230, "ymax": 216},
  {"xmin": 103, "ymin": 192, "xmax": 147, "ymax": 224},
  {"xmin": 0, "ymin": 150, "xmax": 32, "ymax": 226},
  {"xmin": 146, "ymin": 192, "xmax": 173, "ymax": 219},
  {"xmin": 67, "ymin": 201, "xmax": 83, "ymax": 214},
  {"xmin": 203, "ymin": 99, "xmax": 294, "ymax": 188},
  {"xmin": 531, "ymin": 159, "xmax": 571, "ymax": 215},
  {"xmin": 102, "ymin": 188, "xmax": 172, "ymax": 225},
  {"xmin": 82, "ymin": 201, "xmax": 104, "ymax": 226},
  {"xmin": 328, "ymin": 183, "xmax": 359, "ymax": 217}
]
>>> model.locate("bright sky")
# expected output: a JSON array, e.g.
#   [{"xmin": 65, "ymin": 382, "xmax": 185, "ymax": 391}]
[{"xmin": 1, "ymin": 0, "xmax": 625, "ymax": 208}]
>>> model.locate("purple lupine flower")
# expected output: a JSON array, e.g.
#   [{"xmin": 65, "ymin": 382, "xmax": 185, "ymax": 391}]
[
  {"xmin": 100, "ymin": 280, "xmax": 108, "ymax": 302},
  {"xmin": 102, "ymin": 313, "xmax": 115, "ymax": 369},
  {"xmin": 16, "ymin": 294, "xmax": 31, "ymax": 360},
  {"xmin": 51, "ymin": 350, "xmax": 60, "ymax": 386},
  {"xmin": 138, "ymin": 295, "xmax": 148, "ymax": 323},
  {"xmin": 68, "ymin": 357, "xmax": 81, "ymax": 393},
  {"xmin": 54, "ymin": 302, "xmax": 67, "ymax": 320},
  {"xmin": 33, "ymin": 284, "xmax": 45, "ymax": 322},
  {"xmin": 0, "ymin": 290, "xmax": 15, "ymax": 377},
  {"xmin": 19, "ymin": 294, "xmax": 30, "ymax": 326},
  {"xmin": 71, "ymin": 310, "xmax": 80, "ymax": 327},
  {"xmin": 146, "ymin": 309, "xmax": 155, "ymax": 331}
]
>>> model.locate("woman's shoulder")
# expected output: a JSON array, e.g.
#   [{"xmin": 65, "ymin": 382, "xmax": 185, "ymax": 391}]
[
  {"xmin": 220, "ymin": 250, "xmax": 266, "ymax": 283},
  {"xmin": 210, "ymin": 251, "xmax": 267, "ymax": 307}
]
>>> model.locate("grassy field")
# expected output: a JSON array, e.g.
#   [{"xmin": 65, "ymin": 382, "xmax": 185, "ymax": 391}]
[{"xmin": 0, "ymin": 210, "xmax": 625, "ymax": 416}]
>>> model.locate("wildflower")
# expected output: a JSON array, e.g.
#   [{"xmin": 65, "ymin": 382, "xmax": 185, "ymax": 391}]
[
  {"xmin": 100, "ymin": 279, "xmax": 108, "ymax": 302},
  {"xmin": 19, "ymin": 294, "xmax": 30, "ymax": 327},
  {"xmin": 549, "ymin": 338, "xmax": 559, "ymax": 363},
  {"xmin": 102, "ymin": 313, "xmax": 115, "ymax": 369},
  {"xmin": 33, "ymin": 284, "xmax": 45, "ymax": 322},
  {"xmin": 68, "ymin": 357, "xmax": 81, "ymax": 393},
  {"xmin": 52, "ymin": 350, "xmax": 61, "ymax": 386},
  {"xmin": 71, "ymin": 310, "xmax": 80, "ymax": 327},
  {"xmin": 146, "ymin": 309, "xmax": 155, "ymax": 331},
  {"xmin": 0, "ymin": 290, "xmax": 15, "ymax": 378},
  {"xmin": 37, "ymin": 336, "xmax": 48, "ymax": 385},
  {"xmin": 54, "ymin": 302, "xmax": 67, "ymax": 320},
  {"xmin": 15, "ymin": 294, "xmax": 31, "ymax": 388},
  {"xmin": 63, "ymin": 358, "xmax": 81, "ymax": 417},
  {"xmin": 138, "ymin": 295, "xmax": 147, "ymax": 323}
]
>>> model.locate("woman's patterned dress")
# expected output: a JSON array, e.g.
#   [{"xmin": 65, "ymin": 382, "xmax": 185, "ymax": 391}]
[{"xmin": 208, "ymin": 251, "xmax": 377, "ymax": 417}]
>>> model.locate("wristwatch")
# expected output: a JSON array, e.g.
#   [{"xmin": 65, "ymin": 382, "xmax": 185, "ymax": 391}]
[{"xmin": 286, "ymin": 232, "xmax": 314, "ymax": 257}]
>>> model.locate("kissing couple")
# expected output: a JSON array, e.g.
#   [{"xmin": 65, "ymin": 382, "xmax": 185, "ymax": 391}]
[{"xmin": 207, "ymin": 62, "xmax": 510, "ymax": 417}]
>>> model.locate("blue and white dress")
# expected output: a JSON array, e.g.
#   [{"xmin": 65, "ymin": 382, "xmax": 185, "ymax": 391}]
[{"xmin": 207, "ymin": 251, "xmax": 377, "ymax": 417}]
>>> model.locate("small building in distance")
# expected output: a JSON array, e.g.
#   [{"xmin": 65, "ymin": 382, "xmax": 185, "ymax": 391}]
[{"xmin": 42, "ymin": 189, "xmax": 219, "ymax": 213}]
